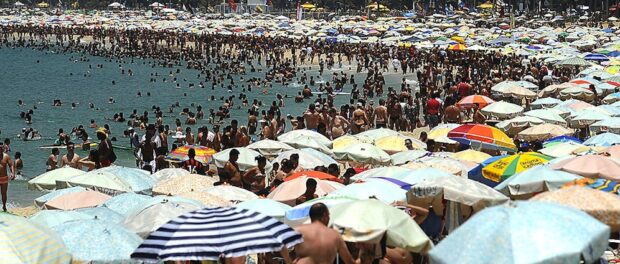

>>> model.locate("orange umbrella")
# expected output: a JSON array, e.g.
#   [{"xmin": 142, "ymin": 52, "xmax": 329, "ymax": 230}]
[
  {"xmin": 285, "ymin": 170, "xmax": 343, "ymax": 183},
  {"xmin": 44, "ymin": 190, "xmax": 111, "ymax": 210},
  {"xmin": 267, "ymin": 176, "xmax": 344, "ymax": 206},
  {"xmin": 166, "ymin": 145, "xmax": 216, "ymax": 164},
  {"xmin": 456, "ymin": 95, "xmax": 495, "ymax": 109},
  {"xmin": 448, "ymin": 44, "xmax": 467, "ymax": 51}
]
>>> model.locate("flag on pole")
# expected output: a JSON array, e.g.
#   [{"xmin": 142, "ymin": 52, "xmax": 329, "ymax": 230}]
[{"xmin": 296, "ymin": 1, "xmax": 303, "ymax": 20}]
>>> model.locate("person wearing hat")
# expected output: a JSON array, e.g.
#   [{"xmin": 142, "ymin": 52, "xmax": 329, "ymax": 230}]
[{"xmin": 96, "ymin": 127, "xmax": 114, "ymax": 168}]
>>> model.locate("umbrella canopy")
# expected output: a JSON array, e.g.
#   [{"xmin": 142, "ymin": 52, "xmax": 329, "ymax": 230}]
[
  {"xmin": 330, "ymin": 199, "xmax": 432, "ymax": 253},
  {"xmin": 123, "ymin": 199, "xmax": 202, "ymax": 238},
  {"xmin": 28, "ymin": 167, "xmax": 85, "ymax": 191},
  {"xmin": 152, "ymin": 174, "xmax": 216, "ymax": 195},
  {"xmin": 247, "ymin": 139, "xmax": 294, "ymax": 156},
  {"xmin": 279, "ymin": 135, "xmax": 333, "ymax": 155},
  {"xmin": 333, "ymin": 143, "xmax": 391, "ymax": 164},
  {"xmin": 555, "ymin": 57, "xmax": 592, "ymax": 66},
  {"xmin": 52, "ymin": 219, "xmax": 142, "ymax": 262},
  {"xmin": 516, "ymin": 123, "xmax": 574, "ymax": 141},
  {"xmin": 390, "ymin": 150, "xmax": 430, "ymax": 165},
  {"xmin": 286, "ymin": 196, "xmax": 359, "ymax": 224},
  {"xmin": 494, "ymin": 165, "xmax": 582, "ymax": 198},
  {"xmin": 427, "ymin": 123, "xmax": 459, "ymax": 144},
  {"xmin": 402, "ymin": 156, "xmax": 473, "ymax": 176},
  {"xmin": 202, "ymin": 185, "xmax": 259, "ymax": 202},
  {"xmin": 150, "ymin": 168, "xmax": 190, "ymax": 183},
  {"xmin": 448, "ymin": 43, "xmax": 467, "ymax": 51},
  {"xmin": 560, "ymin": 87, "xmax": 596, "ymax": 101},
  {"xmin": 131, "ymin": 207, "xmax": 303, "ymax": 261},
  {"xmin": 583, "ymin": 132, "xmax": 620, "ymax": 146},
  {"xmin": 452, "ymin": 149, "xmax": 492, "ymax": 164},
  {"xmin": 569, "ymin": 109, "xmax": 610, "ymax": 128},
  {"xmin": 544, "ymin": 135, "xmax": 583, "ymax": 146},
  {"xmin": 356, "ymin": 128, "xmax": 401, "ymax": 141},
  {"xmin": 278, "ymin": 129, "xmax": 331, "ymax": 147},
  {"xmin": 456, "ymin": 95, "xmax": 494, "ymax": 109},
  {"xmin": 34, "ymin": 186, "xmax": 86, "ymax": 208},
  {"xmin": 43, "ymin": 190, "xmax": 111, "ymax": 210},
  {"xmin": 447, "ymin": 124, "xmax": 516, "ymax": 152},
  {"xmin": 78, "ymin": 207, "xmax": 123, "ymax": 223},
  {"xmin": 1, "ymin": 213, "xmax": 72, "ymax": 264},
  {"xmin": 534, "ymin": 187, "xmax": 620, "ymax": 231},
  {"xmin": 101, "ymin": 193, "xmax": 151, "ymax": 216},
  {"xmin": 539, "ymin": 142, "xmax": 586, "ymax": 158},
  {"xmin": 504, "ymin": 86, "xmax": 537, "ymax": 99},
  {"xmin": 523, "ymin": 109, "xmax": 567, "ymax": 125},
  {"xmin": 213, "ymin": 148, "xmax": 271, "ymax": 172},
  {"xmin": 428, "ymin": 201, "xmax": 609, "ymax": 264},
  {"xmin": 530, "ymin": 97, "xmax": 562, "ymax": 109},
  {"xmin": 480, "ymin": 101, "xmax": 524, "ymax": 119},
  {"xmin": 176, "ymin": 190, "xmax": 233, "ymax": 207},
  {"xmin": 166, "ymin": 145, "xmax": 216, "ymax": 164},
  {"xmin": 301, "ymin": 2, "xmax": 315, "ymax": 9},
  {"xmin": 374, "ymin": 135, "xmax": 426, "ymax": 153},
  {"xmin": 332, "ymin": 135, "xmax": 371, "ymax": 150},
  {"xmin": 496, "ymin": 116, "xmax": 546, "ymax": 135},
  {"xmin": 328, "ymin": 179, "xmax": 408, "ymax": 203},
  {"xmin": 273, "ymin": 149, "xmax": 337, "ymax": 170},
  {"xmin": 350, "ymin": 166, "xmax": 414, "ymax": 181},
  {"xmin": 591, "ymin": 118, "xmax": 620, "ymax": 134},
  {"xmin": 563, "ymin": 178, "xmax": 620, "ymax": 195},
  {"xmin": 551, "ymin": 154, "xmax": 620, "ymax": 180},
  {"xmin": 408, "ymin": 175, "xmax": 509, "ymax": 212},
  {"xmin": 29, "ymin": 210, "xmax": 92, "ymax": 228},
  {"xmin": 268, "ymin": 176, "xmax": 344, "ymax": 206},
  {"xmin": 64, "ymin": 166, "xmax": 154, "ymax": 195},
  {"xmin": 235, "ymin": 199, "xmax": 292, "ymax": 219},
  {"xmin": 285, "ymin": 170, "xmax": 342, "ymax": 183}
]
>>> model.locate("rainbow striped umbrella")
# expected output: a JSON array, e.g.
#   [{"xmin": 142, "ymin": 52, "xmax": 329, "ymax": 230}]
[
  {"xmin": 456, "ymin": 95, "xmax": 495, "ymax": 109},
  {"xmin": 563, "ymin": 178, "xmax": 620, "ymax": 195},
  {"xmin": 448, "ymin": 43, "xmax": 467, "ymax": 51},
  {"xmin": 482, "ymin": 152, "xmax": 552, "ymax": 182},
  {"xmin": 166, "ymin": 145, "xmax": 216, "ymax": 164},
  {"xmin": 448, "ymin": 124, "xmax": 516, "ymax": 152}
]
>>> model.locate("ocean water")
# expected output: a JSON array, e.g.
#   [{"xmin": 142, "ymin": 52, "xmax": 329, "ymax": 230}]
[{"xmin": 0, "ymin": 47, "xmax": 411, "ymax": 206}]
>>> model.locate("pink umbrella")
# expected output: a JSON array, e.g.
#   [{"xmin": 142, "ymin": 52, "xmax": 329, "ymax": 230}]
[
  {"xmin": 606, "ymin": 145, "xmax": 620, "ymax": 159},
  {"xmin": 551, "ymin": 154, "xmax": 620, "ymax": 181},
  {"xmin": 267, "ymin": 176, "xmax": 344, "ymax": 206},
  {"xmin": 44, "ymin": 190, "xmax": 111, "ymax": 210}
]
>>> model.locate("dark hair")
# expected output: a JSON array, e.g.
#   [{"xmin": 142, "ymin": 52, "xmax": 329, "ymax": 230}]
[
  {"xmin": 255, "ymin": 156, "xmax": 266, "ymax": 164},
  {"xmin": 230, "ymin": 149, "xmax": 240, "ymax": 157},
  {"xmin": 188, "ymin": 148, "xmax": 196, "ymax": 159},
  {"xmin": 309, "ymin": 202, "xmax": 328, "ymax": 221},
  {"xmin": 306, "ymin": 178, "xmax": 317, "ymax": 188}
]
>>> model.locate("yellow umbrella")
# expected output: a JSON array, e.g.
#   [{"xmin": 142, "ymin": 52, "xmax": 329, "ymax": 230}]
[
  {"xmin": 448, "ymin": 44, "xmax": 467, "ymax": 51},
  {"xmin": 452, "ymin": 149, "xmax": 492, "ymax": 164},
  {"xmin": 301, "ymin": 2, "xmax": 315, "ymax": 9},
  {"xmin": 605, "ymin": 66, "xmax": 620, "ymax": 74},
  {"xmin": 451, "ymin": 36, "xmax": 465, "ymax": 44},
  {"xmin": 428, "ymin": 124, "xmax": 459, "ymax": 144},
  {"xmin": 36, "ymin": 2, "xmax": 49, "ymax": 7},
  {"xmin": 375, "ymin": 135, "xmax": 426, "ymax": 154},
  {"xmin": 332, "ymin": 135, "xmax": 369, "ymax": 150},
  {"xmin": 478, "ymin": 2, "xmax": 493, "ymax": 9}
]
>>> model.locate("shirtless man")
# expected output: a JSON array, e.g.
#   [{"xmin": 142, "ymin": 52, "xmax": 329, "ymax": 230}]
[
  {"xmin": 0, "ymin": 151, "xmax": 14, "ymax": 211},
  {"xmin": 304, "ymin": 104, "xmax": 322, "ymax": 131},
  {"xmin": 224, "ymin": 149, "xmax": 242, "ymax": 188},
  {"xmin": 61, "ymin": 142, "xmax": 81, "ymax": 169},
  {"xmin": 351, "ymin": 103, "xmax": 369, "ymax": 134},
  {"xmin": 47, "ymin": 148, "xmax": 59, "ymax": 171},
  {"xmin": 387, "ymin": 97, "xmax": 403, "ymax": 130},
  {"xmin": 373, "ymin": 99, "xmax": 388, "ymax": 128},
  {"xmin": 329, "ymin": 108, "xmax": 350, "ymax": 139},
  {"xmin": 294, "ymin": 203, "xmax": 356, "ymax": 264}
]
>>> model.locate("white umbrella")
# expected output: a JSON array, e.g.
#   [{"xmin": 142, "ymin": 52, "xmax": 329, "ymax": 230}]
[
  {"xmin": 212, "ymin": 148, "xmax": 272, "ymax": 172},
  {"xmin": 356, "ymin": 128, "xmax": 401, "ymax": 141},
  {"xmin": 570, "ymin": 109, "xmax": 610, "ymax": 128},
  {"xmin": 28, "ymin": 167, "xmax": 85, "ymax": 191},
  {"xmin": 494, "ymin": 165, "xmax": 581, "ymax": 198},
  {"xmin": 480, "ymin": 101, "xmax": 524, "ymax": 119},
  {"xmin": 350, "ymin": 166, "xmax": 414, "ymax": 181},
  {"xmin": 560, "ymin": 87, "xmax": 595, "ymax": 101},
  {"xmin": 123, "ymin": 200, "xmax": 202, "ymax": 238},
  {"xmin": 247, "ymin": 139, "xmax": 294, "ymax": 156},
  {"xmin": 277, "ymin": 129, "xmax": 332, "ymax": 147},
  {"xmin": 150, "ymin": 168, "xmax": 190, "ymax": 183},
  {"xmin": 273, "ymin": 149, "xmax": 337, "ymax": 169},
  {"xmin": 539, "ymin": 142, "xmax": 586, "ymax": 158},
  {"xmin": 517, "ymin": 124, "xmax": 574, "ymax": 141},
  {"xmin": 524, "ymin": 109, "xmax": 567, "ymax": 125},
  {"xmin": 333, "ymin": 143, "xmax": 391, "ymax": 164},
  {"xmin": 530, "ymin": 97, "xmax": 562, "ymax": 109},
  {"xmin": 496, "ymin": 116, "xmax": 546, "ymax": 135},
  {"xmin": 202, "ymin": 185, "xmax": 259, "ymax": 202},
  {"xmin": 591, "ymin": 118, "xmax": 620, "ymax": 134},
  {"xmin": 390, "ymin": 150, "xmax": 430, "ymax": 165},
  {"xmin": 279, "ymin": 135, "xmax": 333, "ymax": 155}
]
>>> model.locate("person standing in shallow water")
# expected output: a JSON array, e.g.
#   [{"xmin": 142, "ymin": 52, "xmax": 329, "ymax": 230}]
[{"xmin": 96, "ymin": 129, "xmax": 113, "ymax": 167}]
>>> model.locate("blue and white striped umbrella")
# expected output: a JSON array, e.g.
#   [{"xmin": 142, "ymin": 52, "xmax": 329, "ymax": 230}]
[{"xmin": 131, "ymin": 207, "xmax": 303, "ymax": 262}]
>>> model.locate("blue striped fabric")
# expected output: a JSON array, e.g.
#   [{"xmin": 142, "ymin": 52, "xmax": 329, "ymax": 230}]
[{"xmin": 131, "ymin": 207, "xmax": 303, "ymax": 262}]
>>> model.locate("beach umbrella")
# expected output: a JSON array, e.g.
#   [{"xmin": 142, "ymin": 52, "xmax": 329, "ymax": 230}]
[
  {"xmin": 539, "ymin": 82, "xmax": 579, "ymax": 97},
  {"xmin": 332, "ymin": 135, "xmax": 370, "ymax": 150},
  {"xmin": 555, "ymin": 57, "xmax": 592, "ymax": 66},
  {"xmin": 569, "ymin": 109, "xmax": 610, "ymax": 128},
  {"xmin": 374, "ymin": 135, "xmax": 426, "ymax": 153},
  {"xmin": 478, "ymin": 2, "xmax": 493, "ymax": 8},
  {"xmin": 428, "ymin": 201, "xmax": 609, "ymax": 264},
  {"xmin": 452, "ymin": 149, "xmax": 492, "ymax": 164},
  {"xmin": 202, "ymin": 185, "xmax": 259, "ymax": 202},
  {"xmin": 101, "ymin": 193, "xmax": 151, "ymax": 216},
  {"xmin": 350, "ymin": 166, "xmax": 414, "ymax": 181},
  {"xmin": 530, "ymin": 97, "xmax": 562, "ymax": 109},
  {"xmin": 235, "ymin": 199, "xmax": 291, "ymax": 219},
  {"xmin": 166, "ymin": 145, "xmax": 216, "ymax": 164},
  {"xmin": 333, "ymin": 143, "xmax": 391, "ymax": 164},
  {"xmin": 447, "ymin": 124, "xmax": 516, "ymax": 152},
  {"xmin": 64, "ymin": 166, "xmax": 154, "ymax": 196},
  {"xmin": 491, "ymin": 81, "xmax": 520, "ymax": 93},
  {"xmin": 247, "ymin": 139, "xmax": 294, "ymax": 156},
  {"xmin": 29, "ymin": 210, "xmax": 91, "ymax": 228},
  {"xmin": 585, "ymin": 53, "xmax": 609, "ymax": 61},
  {"xmin": 494, "ymin": 165, "xmax": 581, "ymax": 198},
  {"xmin": 516, "ymin": 123, "xmax": 574, "ymax": 141},
  {"xmin": 330, "ymin": 199, "xmax": 433, "ymax": 253},
  {"xmin": 268, "ymin": 176, "xmax": 344, "ymax": 206},
  {"xmin": 123, "ymin": 199, "xmax": 202, "ymax": 238},
  {"xmin": 427, "ymin": 123, "xmax": 459, "ymax": 144},
  {"xmin": 584, "ymin": 132, "xmax": 620, "ymax": 146},
  {"xmin": 131, "ymin": 207, "xmax": 303, "ymax": 262},
  {"xmin": 558, "ymin": 99, "xmax": 595, "ymax": 112},
  {"xmin": 176, "ymin": 190, "xmax": 233, "ymax": 207},
  {"xmin": 402, "ymin": 156, "xmax": 473, "ymax": 176},
  {"xmin": 34, "ymin": 186, "xmax": 86, "ymax": 208},
  {"xmin": 480, "ymin": 101, "xmax": 523, "ymax": 119},
  {"xmin": 1, "ymin": 213, "xmax": 72, "ymax": 264},
  {"xmin": 539, "ymin": 142, "xmax": 586, "ymax": 158},
  {"xmin": 43, "ymin": 190, "xmax": 111, "ymax": 210},
  {"xmin": 533, "ymin": 187, "xmax": 620, "ymax": 231},
  {"xmin": 213, "ymin": 148, "xmax": 271, "ymax": 171},
  {"xmin": 285, "ymin": 170, "xmax": 341, "ymax": 183},
  {"xmin": 563, "ymin": 178, "xmax": 620, "ymax": 195},
  {"xmin": 356, "ymin": 128, "xmax": 401, "ymax": 141},
  {"xmin": 152, "ymin": 174, "xmax": 216, "ymax": 195},
  {"xmin": 273, "ymin": 149, "xmax": 337, "ymax": 170},
  {"xmin": 559, "ymin": 87, "xmax": 596, "ymax": 101},
  {"xmin": 503, "ymin": 86, "xmax": 537, "ymax": 99},
  {"xmin": 407, "ymin": 175, "xmax": 509, "ymax": 212},
  {"xmin": 607, "ymin": 145, "xmax": 620, "ymax": 159},
  {"xmin": 278, "ymin": 129, "xmax": 331, "ymax": 147},
  {"xmin": 286, "ymin": 196, "xmax": 359, "ymax": 225},
  {"xmin": 28, "ymin": 167, "xmax": 85, "ymax": 191},
  {"xmin": 543, "ymin": 135, "xmax": 583, "ymax": 147},
  {"xmin": 77, "ymin": 207, "xmax": 124, "ymax": 223},
  {"xmin": 328, "ymin": 178, "xmax": 408, "ymax": 203},
  {"xmin": 53, "ymin": 219, "xmax": 142, "ymax": 262},
  {"xmin": 390, "ymin": 150, "xmax": 430, "ymax": 165},
  {"xmin": 301, "ymin": 2, "xmax": 315, "ymax": 9},
  {"xmin": 468, "ymin": 155, "xmax": 510, "ymax": 187},
  {"xmin": 603, "ymin": 92, "xmax": 620, "ymax": 104},
  {"xmin": 150, "ymin": 168, "xmax": 190, "ymax": 183},
  {"xmin": 496, "ymin": 116, "xmax": 545, "ymax": 135},
  {"xmin": 551, "ymin": 154, "xmax": 620, "ymax": 181},
  {"xmin": 456, "ymin": 95, "xmax": 494, "ymax": 109},
  {"xmin": 481, "ymin": 152, "xmax": 552, "ymax": 183},
  {"xmin": 448, "ymin": 43, "xmax": 467, "ymax": 51}
]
